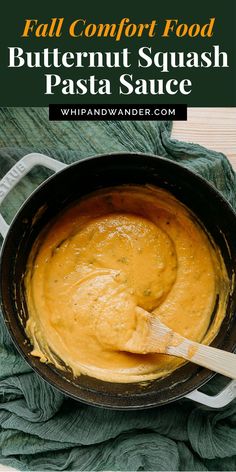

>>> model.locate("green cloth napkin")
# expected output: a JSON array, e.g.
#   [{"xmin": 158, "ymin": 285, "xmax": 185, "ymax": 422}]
[{"xmin": 1, "ymin": 107, "xmax": 236, "ymax": 471}]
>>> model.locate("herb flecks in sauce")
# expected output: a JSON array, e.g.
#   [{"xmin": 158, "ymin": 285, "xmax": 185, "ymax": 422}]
[{"xmin": 25, "ymin": 186, "xmax": 229, "ymax": 383}]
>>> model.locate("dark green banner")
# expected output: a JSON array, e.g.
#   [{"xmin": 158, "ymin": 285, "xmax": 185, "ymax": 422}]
[{"xmin": 0, "ymin": 0, "xmax": 235, "ymax": 106}]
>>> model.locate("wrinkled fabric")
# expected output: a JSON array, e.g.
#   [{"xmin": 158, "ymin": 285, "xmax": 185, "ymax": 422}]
[{"xmin": 0, "ymin": 107, "xmax": 236, "ymax": 471}]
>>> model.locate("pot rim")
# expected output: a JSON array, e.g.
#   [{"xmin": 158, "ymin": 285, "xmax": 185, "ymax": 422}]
[{"xmin": 1, "ymin": 151, "xmax": 236, "ymax": 409}]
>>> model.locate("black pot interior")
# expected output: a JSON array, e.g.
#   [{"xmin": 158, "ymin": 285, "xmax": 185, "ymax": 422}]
[{"xmin": 1, "ymin": 153, "xmax": 236, "ymax": 409}]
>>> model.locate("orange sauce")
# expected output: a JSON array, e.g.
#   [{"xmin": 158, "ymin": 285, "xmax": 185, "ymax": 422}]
[{"xmin": 25, "ymin": 186, "xmax": 229, "ymax": 382}]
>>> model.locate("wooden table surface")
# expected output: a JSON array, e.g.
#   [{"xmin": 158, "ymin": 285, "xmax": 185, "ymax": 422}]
[
  {"xmin": 173, "ymin": 108, "xmax": 236, "ymax": 169},
  {"xmin": 0, "ymin": 107, "xmax": 236, "ymax": 472}
]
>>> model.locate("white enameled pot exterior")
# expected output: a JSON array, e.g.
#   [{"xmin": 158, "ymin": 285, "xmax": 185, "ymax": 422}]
[{"xmin": 0, "ymin": 152, "xmax": 235, "ymax": 408}]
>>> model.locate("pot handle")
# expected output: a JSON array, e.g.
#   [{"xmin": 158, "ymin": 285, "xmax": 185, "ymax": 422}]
[
  {"xmin": 0, "ymin": 153, "xmax": 67, "ymax": 239},
  {"xmin": 185, "ymin": 379, "xmax": 236, "ymax": 408}
]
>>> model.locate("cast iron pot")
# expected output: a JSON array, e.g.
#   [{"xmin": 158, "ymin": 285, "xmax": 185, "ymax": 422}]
[{"xmin": 1, "ymin": 152, "xmax": 236, "ymax": 410}]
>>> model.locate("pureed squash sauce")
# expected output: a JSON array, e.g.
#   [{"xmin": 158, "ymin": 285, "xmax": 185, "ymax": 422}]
[{"xmin": 25, "ymin": 185, "xmax": 229, "ymax": 383}]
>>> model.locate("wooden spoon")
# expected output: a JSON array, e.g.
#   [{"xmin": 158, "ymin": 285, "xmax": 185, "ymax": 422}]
[{"xmin": 124, "ymin": 308, "xmax": 236, "ymax": 380}]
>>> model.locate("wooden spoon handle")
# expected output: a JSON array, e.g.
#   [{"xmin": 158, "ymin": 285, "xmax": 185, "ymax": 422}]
[{"xmin": 169, "ymin": 341, "xmax": 236, "ymax": 379}]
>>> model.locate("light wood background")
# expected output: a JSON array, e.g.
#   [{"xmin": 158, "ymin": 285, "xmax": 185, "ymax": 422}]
[
  {"xmin": 173, "ymin": 108, "xmax": 236, "ymax": 169},
  {"xmin": 0, "ymin": 107, "xmax": 235, "ymax": 472}
]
